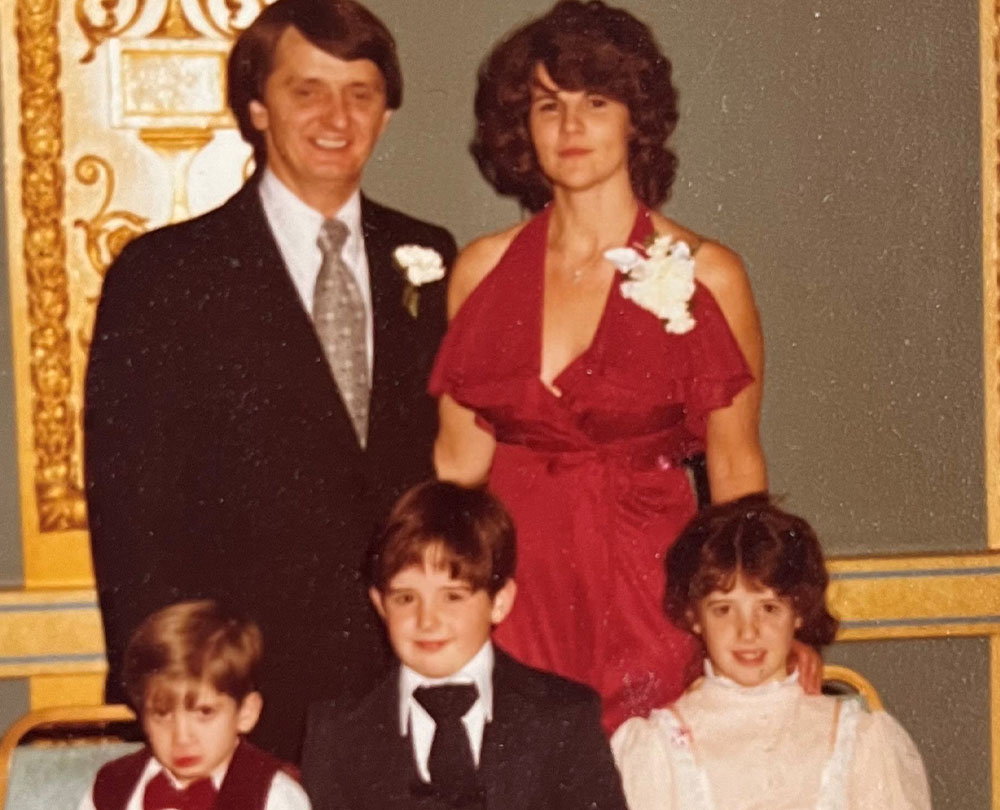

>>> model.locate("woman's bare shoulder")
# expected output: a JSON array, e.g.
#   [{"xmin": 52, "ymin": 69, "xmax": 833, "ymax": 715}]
[
  {"xmin": 448, "ymin": 221, "xmax": 527, "ymax": 315},
  {"xmin": 692, "ymin": 240, "xmax": 752, "ymax": 304}
]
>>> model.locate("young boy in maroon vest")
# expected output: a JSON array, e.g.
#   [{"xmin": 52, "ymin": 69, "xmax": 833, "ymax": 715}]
[{"xmin": 79, "ymin": 600, "xmax": 310, "ymax": 810}]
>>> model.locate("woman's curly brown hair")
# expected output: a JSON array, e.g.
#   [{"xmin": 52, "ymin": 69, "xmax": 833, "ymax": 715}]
[
  {"xmin": 664, "ymin": 494, "xmax": 839, "ymax": 649},
  {"xmin": 472, "ymin": 0, "xmax": 679, "ymax": 212}
]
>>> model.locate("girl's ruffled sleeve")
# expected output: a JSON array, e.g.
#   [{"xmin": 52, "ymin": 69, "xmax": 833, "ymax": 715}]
[
  {"xmin": 610, "ymin": 715, "xmax": 677, "ymax": 810},
  {"xmin": 846, "ymin": 711, "xmax": 931, "ymax": 810}
]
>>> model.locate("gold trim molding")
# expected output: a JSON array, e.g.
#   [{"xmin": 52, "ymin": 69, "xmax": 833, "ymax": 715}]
[
  {"xmin": 986, "ymin": 0, "xmax": 1000, "ymax": 553},
  {"xmin": 16, "ymin": 0, "xmax": 85, "ymax": 535},
  {"xmin": 0, "ymin": 553, "xmax": 997, "ymax": 700}
]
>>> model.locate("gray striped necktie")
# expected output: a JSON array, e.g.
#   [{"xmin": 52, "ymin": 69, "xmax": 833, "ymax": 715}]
[{"xmin": 313, "ymin": 218, "xmax": 370, "ymax": 447}]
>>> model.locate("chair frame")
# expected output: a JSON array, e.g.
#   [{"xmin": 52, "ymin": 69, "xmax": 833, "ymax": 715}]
[
  {"xmin": 822, "ymin": 664, "xmax": 884, "ymax": 711},
  {"xmin": 0, "ymin": 704, "xmax": 135, "ymax": 809}
]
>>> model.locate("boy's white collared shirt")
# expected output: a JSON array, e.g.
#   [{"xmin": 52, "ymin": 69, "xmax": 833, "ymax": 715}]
[
  {"xmin": 398, "ymin": 641, "xmax": 494, "ymax": 782},
  {"xmin": 258, "ymin": 168, "xmax": 373, "ymax": 373},
  {"xmin": 77, "ymin": 750, "xmax": 309, "ymax": 810}
]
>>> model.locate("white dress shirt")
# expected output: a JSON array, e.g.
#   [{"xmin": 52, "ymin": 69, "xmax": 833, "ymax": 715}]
[
  {"xmin": 398, "ymin": 641, "xmax": 495, "ymax": 783},
  {"xmin": 77, "ymin": 750, "xmax": 311, "ymax": 810},
  {"xmin": 258, "ymin": 169, "xmax": 373, "ymax": 372}
]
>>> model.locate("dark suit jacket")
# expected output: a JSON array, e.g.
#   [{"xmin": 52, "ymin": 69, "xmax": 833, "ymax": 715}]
[
  {"xmin": 301, "ymin": 649, "xmax": 628, "ymax": 810},
  {"xmin": 84, "ymin": 178, "xmax": 456, "ymax": 761}
]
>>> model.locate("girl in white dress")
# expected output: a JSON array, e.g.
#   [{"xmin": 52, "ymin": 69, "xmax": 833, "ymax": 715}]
[{"xmin": 611, "ymin": 495, "xmax": 931, "ymax": 810}]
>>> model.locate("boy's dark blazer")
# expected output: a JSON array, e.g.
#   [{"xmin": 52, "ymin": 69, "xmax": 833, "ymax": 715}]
[
  {"xmin": 300, "ymin": 648, "xmax": 628, "ymax": 810},
  {"xmin": 84, "ymin": 177, "xmax": 456, "ymax": 762}
]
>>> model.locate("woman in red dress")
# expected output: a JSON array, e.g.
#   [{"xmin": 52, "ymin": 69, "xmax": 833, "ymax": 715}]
[{"xmin": 430, "ymin": 0, "xmax": 768, "ymax": 732}]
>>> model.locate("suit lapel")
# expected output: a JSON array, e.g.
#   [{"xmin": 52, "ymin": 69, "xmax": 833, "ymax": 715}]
[
  {"xmin": 345, "ymin": 669, "xmax": 438, "ymax": 809},
  {"xmin": 226, "ymin": 181, "xmax": 363, "ymax": 449},
  {"xmin": 479, "ymin": 652, "xmax": 544, "ymax": 810},
  {"xmin": 362, "ymin": 197, "xmax": 412, "ymax": 446}
]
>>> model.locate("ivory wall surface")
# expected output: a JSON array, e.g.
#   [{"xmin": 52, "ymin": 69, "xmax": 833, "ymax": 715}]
[{"xmin": 0, "ymin": 0, "xmax": 991, "ymax": 807}]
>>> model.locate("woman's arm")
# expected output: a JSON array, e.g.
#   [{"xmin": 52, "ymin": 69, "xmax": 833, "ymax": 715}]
[
  {"xmin": 432, "ymin": 231, "xmax": 517, "ymax": 486},
  {"xmin": 435, "ymin": 393, "xmax": 496, "ymax": 486},
  {"xmin": 694, "ymin": 242, "xmax": 768, "ymax": 503}
]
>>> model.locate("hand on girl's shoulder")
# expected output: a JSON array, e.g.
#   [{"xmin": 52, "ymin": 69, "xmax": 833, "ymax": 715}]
[{"xmin": 447, "ymin": 223, "xmax": 527, "ymax": 316}]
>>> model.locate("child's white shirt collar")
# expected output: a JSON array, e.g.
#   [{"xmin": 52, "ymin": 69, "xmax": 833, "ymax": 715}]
[
  {"xmin": 398, "ymin": 641, "xmax": 494, "ymax": 782},
  {"xmin": 398, "ymin": 640, "xmax": 495, "ymax": 734},
  {"xmin": 702, "ymin": 658, "xmax": 800, "ymax": 695}
]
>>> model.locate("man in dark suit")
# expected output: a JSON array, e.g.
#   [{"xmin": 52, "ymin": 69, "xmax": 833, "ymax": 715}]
[
  {"xmin": 84, "ymin": 0, "xmax": 456, "ymax": 762},
  {"xmin": 301, "ymin": 481, "xmax": 627, "ymax": 810}
]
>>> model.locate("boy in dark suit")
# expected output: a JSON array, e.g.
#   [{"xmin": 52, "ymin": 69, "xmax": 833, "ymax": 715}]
[
  {"xmin": 80, "ymin": 600, "xmax": 308, "ymax": 810},
  {"xmin": 301, "ymin": 481, "xmax": 627, "ymax": 810}
]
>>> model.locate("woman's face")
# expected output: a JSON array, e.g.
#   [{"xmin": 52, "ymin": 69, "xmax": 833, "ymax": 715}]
[
  {"xmin": 692, "ymin": 575, "xmax": 802, "ymax": 688},
  {"xmin": 528, "ymin": 64, "xmax": 632, "ymax": 195}
]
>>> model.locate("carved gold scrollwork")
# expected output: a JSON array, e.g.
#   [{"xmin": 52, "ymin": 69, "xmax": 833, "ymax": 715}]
[
  {"xmin": 73, "ymin": 155, "xmax": 148, "ymax": 282},
  {"xmin": 77, "ymin": 0, "xmax": 267, "ymax": 61},
  {"xmin": 151, "ymin": 0, "xmax": 200, "ymax": 38},
  {"xmin": 193, "ymin": 0, "xmax": 264, "ymax": 39},
  {"xmin": 73, "ymin": 155, "xmax": 148, "ymax": 355},
  {"xmin": 76, "ymin": 0, "xmax": 143, "ymax": 63},
  {"xmin": 18, "ymin": 0, "xmax": 87, "ymax": 531}
]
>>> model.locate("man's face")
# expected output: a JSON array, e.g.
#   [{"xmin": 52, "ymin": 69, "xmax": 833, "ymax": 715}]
[
  {"xmin": 370, "ymin": 553, "xmax": 516, "ymax": 679},
  {"xmin": 249, "ymin": 26, "xmax": 392, "ymax": 214},
  {"xmin": 141, "ymin": 678, "xmax": 261, "ymax": 785}
]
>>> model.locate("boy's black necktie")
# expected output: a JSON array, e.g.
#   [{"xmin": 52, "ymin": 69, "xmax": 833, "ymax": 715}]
[{"xmin": 414, "ymin": 683, "xmax": 480, "ymax": 801}]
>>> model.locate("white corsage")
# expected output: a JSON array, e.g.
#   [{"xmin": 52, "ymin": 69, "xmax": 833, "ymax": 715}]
[
  {"xmin": 393, "ymin": 245, "xmax": 445, "ymax": 318},
  {"xmin": 604, "ymin": 234, "xmax": 696, "ymax": 334}
]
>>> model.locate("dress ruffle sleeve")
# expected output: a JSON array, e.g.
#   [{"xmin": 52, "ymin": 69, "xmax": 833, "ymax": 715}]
[
  {"xmin": 846, "ymin": 711, "xmax": 931, "ymax": 810},
  {"xmin": 428, "ymin": 224, "xmax": 541, "ymax": 419},
  {"xmin": 610, "ymin": 715, "xmax": 677, "ymax": 810},
  {"xmin": 672, "ymin": 282, "xmax": 753, "ymax": 437}
]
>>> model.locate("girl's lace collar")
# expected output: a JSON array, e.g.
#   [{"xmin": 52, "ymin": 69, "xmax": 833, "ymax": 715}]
[{"xmin": 701, "ymin": 659, "xmax": 800, "ymax": 696}]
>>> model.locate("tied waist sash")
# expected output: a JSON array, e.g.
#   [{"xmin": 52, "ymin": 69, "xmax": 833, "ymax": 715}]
[{"xmin": 493, "ymin": 429, "xmax": 698, "ymax": 517}]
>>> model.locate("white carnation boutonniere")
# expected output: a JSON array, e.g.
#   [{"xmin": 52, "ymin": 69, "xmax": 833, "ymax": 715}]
[
  {"xmin": 393, "ymin": 244, "xmax": 445, "ymax": 318},
  {"xmin": 604, "ymin": 233, "xmax": 697, "ymax": 335}
]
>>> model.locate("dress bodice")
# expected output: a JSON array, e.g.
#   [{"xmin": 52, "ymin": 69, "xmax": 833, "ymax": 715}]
[{"xmin": 429, "ymin": 204, "xmax": 752, "ymax": 462}]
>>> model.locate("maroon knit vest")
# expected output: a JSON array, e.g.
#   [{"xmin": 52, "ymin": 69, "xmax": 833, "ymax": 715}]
[{"xmin": 92, "ymin": 740, "xmax": 296, "ymax": 810}]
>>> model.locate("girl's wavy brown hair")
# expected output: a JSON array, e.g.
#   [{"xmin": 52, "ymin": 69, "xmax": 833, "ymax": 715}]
[{"xmin": 665, "ymin": 494, "xmax": 839, "ymax": 648}]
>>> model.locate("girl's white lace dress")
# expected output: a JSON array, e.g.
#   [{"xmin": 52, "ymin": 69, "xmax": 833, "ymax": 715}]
[{"xmin": 611, "ymin": 664, "xmax": 931, "ymax": 810}]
